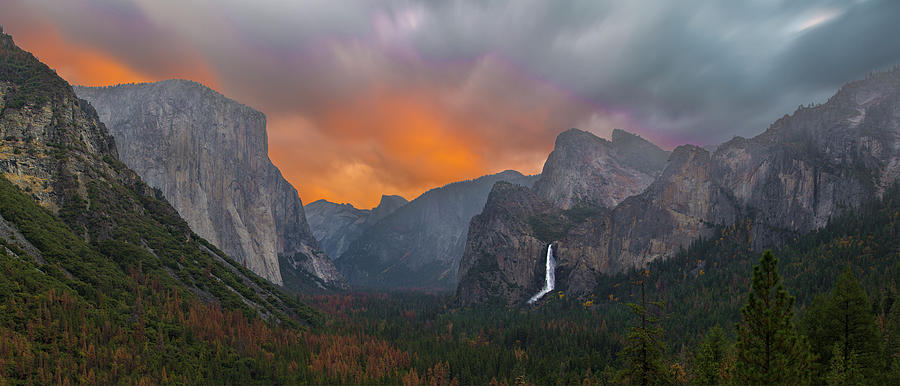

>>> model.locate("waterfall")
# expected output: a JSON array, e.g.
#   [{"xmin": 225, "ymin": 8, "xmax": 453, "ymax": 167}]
[{"xmin": 527, "ymin": 244, "xmax": 555, "ymax": 304}]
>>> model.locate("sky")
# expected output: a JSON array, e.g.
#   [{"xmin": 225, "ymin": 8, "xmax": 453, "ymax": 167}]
[{"xmin": 3, "ymin": 0, "xmax": 900, "ymax": 208}]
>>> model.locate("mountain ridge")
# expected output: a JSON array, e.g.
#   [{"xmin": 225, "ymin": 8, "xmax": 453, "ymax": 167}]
[
  {"xmin": 74, "ymin": 80, "xmax": 346, "ymax": 290},
  {"xmin": 333, "ymin": 169, "xmax": 537, "ymax": 289},
  {"xmin": 305, "ymin": 194, "xmax": 409, "ymax": 260},
  {"xmin": 457, "ymin": 67, "xmax": 900, "ymax": 305}
]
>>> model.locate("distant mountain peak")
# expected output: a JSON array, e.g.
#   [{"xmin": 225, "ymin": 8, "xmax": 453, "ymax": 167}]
[
  {"xmin": 533, "ymin": 128, "xmax": 668, "ymax": 209},
  {"xmin": 334, "ymin": 169, "xmax": 538, "ymax": 290},
  {"xmin": 376, "ymin": 194, "xmax": 408, "ymax": 208},
  {"xmin": 554, "ymin": 128, "xmax": 608, "ymax": 147}
]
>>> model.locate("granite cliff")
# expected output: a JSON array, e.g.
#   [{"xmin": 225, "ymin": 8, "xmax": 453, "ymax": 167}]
[
  {"xmin": 74, "ymin": 81, "xmax": 345, "ymax": 290},
  {"xmin": 457, "ymin": 69, "xmax": 900, "ymax": 305},
  {"xmin": 335, "ymin": 170, "xmax": 537, "ymax": 289},
  {"xmin": 532, "ymin": 128, "xmax": 669, "ymax": 209},
  {"xmin": 305, "ymin": 194, "xmax": 408, "ymax": 260}
]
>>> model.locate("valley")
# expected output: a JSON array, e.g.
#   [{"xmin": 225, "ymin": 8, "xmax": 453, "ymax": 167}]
[{"xmin": 2, "ymin": 5, "xmax": 900, "ymax": 383}]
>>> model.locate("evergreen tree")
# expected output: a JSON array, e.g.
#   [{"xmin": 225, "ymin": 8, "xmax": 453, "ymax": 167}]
[
  {"xmin": 799, "ymin": 293, "xmax": 829, "ymax": 379},
  {"xmin": 803, "ymin": 269, "xmax": 881, "ymax": 381},
  {"xmin": 824, "ymin": 343, "xmax": 863, "ymax": 386},
  {"xmin": 827, "ymin": 270, "xmax": 881, "ymax": 378},
  {"xmin": 694, "ymin": 326, "xmax": 731, "ymax": 385},
  {"xmin": 734, "ymin": 250, "xmax": 811, "ymax": 384},
  {"xmin": 884, "ymin": 292, "xmax": 900, "ymax": 376},
  {"xmin": 617, "ymin": 270, "xmax": 671, "ymax": 385}
]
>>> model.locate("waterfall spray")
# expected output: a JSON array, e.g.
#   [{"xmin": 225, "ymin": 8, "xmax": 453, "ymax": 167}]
[{"xmin": 527, "ymin": 244, "xmax": 556, "ymax": 304}]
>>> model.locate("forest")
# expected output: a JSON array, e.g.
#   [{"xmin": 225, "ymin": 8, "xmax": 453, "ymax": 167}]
[
  {"xmin": 3, "ymin": 173, "xmax": 900, "ymax": 384},
  {"xmin": 297, "ymin": 184, "xmax": 900, "ymax": 385},
  {"xmin": 1, "ymin": 164, "xmax": 899, "ymax": 385}
]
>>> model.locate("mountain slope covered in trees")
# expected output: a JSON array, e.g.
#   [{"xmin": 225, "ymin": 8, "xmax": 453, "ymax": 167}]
[{"xmin": 0, "ymin": 29, "xmax": 418, "ymax": 384}]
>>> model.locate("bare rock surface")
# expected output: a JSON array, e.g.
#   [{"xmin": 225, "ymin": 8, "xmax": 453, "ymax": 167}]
[
  {"xmin": 457, "ymin": 69, "xmax": 900, "ymax": 305},
  {"xmin": 75, "ymin": 80, "xmax": 345, "ymax": 289}
]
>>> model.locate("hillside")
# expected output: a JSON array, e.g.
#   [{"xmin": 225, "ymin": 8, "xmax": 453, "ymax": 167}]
[{"xmin": 299, "ymin": 184, "xmax": 900, "ymax": 384}]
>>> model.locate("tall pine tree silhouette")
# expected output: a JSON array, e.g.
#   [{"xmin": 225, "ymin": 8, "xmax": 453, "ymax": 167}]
[
  {"xmin": 802, "ymin": 269, "xmax": 881, "ymax": 383},
  {"xmin": 734, "ymin": 250, "xmax": 810, "ymax": 384}
]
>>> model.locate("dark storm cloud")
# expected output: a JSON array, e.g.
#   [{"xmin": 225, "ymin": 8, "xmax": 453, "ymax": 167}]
[
  {"xmin": 399, "ymin": 0, "xmax": 900, "ymax": 143},
  {"xmin": 774, "ymin": 0, "xmax": 900, "ymax": 86},
  {"xmin": 4, "ymin": 0, "xmax": 898, "ymax": 206},
  {"xmin": 12, "ymin": 0, "xmax": 895, "ymax": 141}
]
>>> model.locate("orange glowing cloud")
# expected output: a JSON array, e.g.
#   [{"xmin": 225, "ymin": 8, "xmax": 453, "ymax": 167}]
[
  {"xmin": 4, "ymin": 15, "xmax": 218, "ymax": 90},
  {"xmin": 269, "ymin": 91, "xmax": 491, "ymax": 208},
  {"xmin": 14, "ymin": 27, "xmax": 151, "ymax": 86},
  {"xmin": 266, "ymin": 58, "xmax": 602, "ymax": 208},
  {"xmin": 2, "ymin": 5, "xmax": 623, "ymax": 209}
]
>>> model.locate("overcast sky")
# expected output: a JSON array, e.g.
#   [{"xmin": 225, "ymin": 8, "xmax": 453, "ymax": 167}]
[{"xmin": 4, "ymin": 0, "xmax": 900, "ymax": 207}]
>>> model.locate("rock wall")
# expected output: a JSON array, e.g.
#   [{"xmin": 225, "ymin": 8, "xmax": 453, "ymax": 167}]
[
  {"xmin": 75, "ymin": 80, "xmax": 345, "ymax": 288},
  {"xmin": 305, "ymin": 195, "xmax": 408, "ymax": 260},
  {"xmin": 457, "ymin": 69, "xmax": 900, "ymax": 305},
  {"xmin": 337, "ymin": 170, "xmax": 537, "ymax": 289}
]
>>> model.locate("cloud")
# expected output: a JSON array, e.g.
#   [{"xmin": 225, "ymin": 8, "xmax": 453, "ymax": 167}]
[{"xmin": 2, "ymin": 0, "xmax": 898, "ymax": 207}]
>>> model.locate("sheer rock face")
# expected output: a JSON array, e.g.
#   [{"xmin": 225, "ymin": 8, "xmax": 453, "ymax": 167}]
[
  {"xmin": 532, "ymin": 128, "xmax": 669, "ymax": 209},
  {"xmin": 455, "ymin": 182, "xmax": 561, "ymax": 304},
  {"xmin": 457, "ymin": 69, "xmax": 900, "ymax": 305},
  {"xmin": 712, "ymin": 70, "xmax": 900, "ymax": 232},
  {"xmin": 305, "ymin": 195, "xmax": 408, "ymax": 260},
  {"xmin": 336, "ymin": 170, "xmax": 537, "ymax": 290},
  {"xmin": 74, "ymin": 80, "xmax": 345, "ymax": 288}
]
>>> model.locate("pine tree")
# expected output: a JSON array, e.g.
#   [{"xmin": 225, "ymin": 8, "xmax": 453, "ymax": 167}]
[
  {"xmin": 616, "ymin": 270, "xmax": 671, "ymax": 385},
  {"xmin": 824, "ymin": 343, "xmax": 863, "ymax": 385},
  {"xmin": 799, "ymin": 293, "xmax": 829, "ymax": 379},
  {"xmin": 734, "ymin": 250, "xmax": 811, "ymax": 384},
  {"xmin": 694, "ymin": 326, "xmax": 731, "ymax": 385},
  {"xmin": 887, "ymin": 299, "xmax": 900, "ymax": 377},
  {"xmin": 826, "ymin": 270, "xmax": 881, "ymax": 379},
  {"xmin": 803, "ymin": 269, "xmax": 881, "ymax": 382}
]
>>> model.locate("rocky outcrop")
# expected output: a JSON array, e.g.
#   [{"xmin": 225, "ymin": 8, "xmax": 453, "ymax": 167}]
[
  {"xmin": 606, "ymin": 145, "xmax": 740, "ymax": 271},
  {"xmin": 457, "ymin": 68, "xmax": 900, "ymax": 305},
  {"xmin": 532, "ymin": 128, "xmax": 669, "ymax": 209},
  {"xmin": 74, "ymin": 80, "xmax": 345, "ymax": 289},
  {"xmin": 455, "ymin": 182, "xmax": 564, "ymax": 304},
  {"xmin": 0, "ymin": 37, "xmax": 117, "ymax": 214},
  {"xmin": 305, "ymin": 195, "xmax": 408, "ymax": 260},
  {"xmin": 337, "ymin": 170, "xmax": 537, "ymax": 289}
]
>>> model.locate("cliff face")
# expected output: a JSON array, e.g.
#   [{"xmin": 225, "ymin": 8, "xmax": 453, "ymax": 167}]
[
  {"xmin": 74, "ymin": 81, "xmax": 345, "ymax": 289},
  {"xmin": 455, "ymin": 182, "xmax": 564, "ymax": 304},
  {"xmin": 457, "ymin": 69, "xmax": 900, "ymax": 306},
  {"xmin": 305, "ymin": 195, "xmax": 408, "ymax": 260},
  {"xmin": 532, "ymin": 128, "xmax": 669, "ymax": 209},
  {"xmin": 712, "ymin": 72, "xmax": 900, "ymax": 232},
  {"xmin": 336, "ymin": 170, "xmax": 537, "ymax": 289}
]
